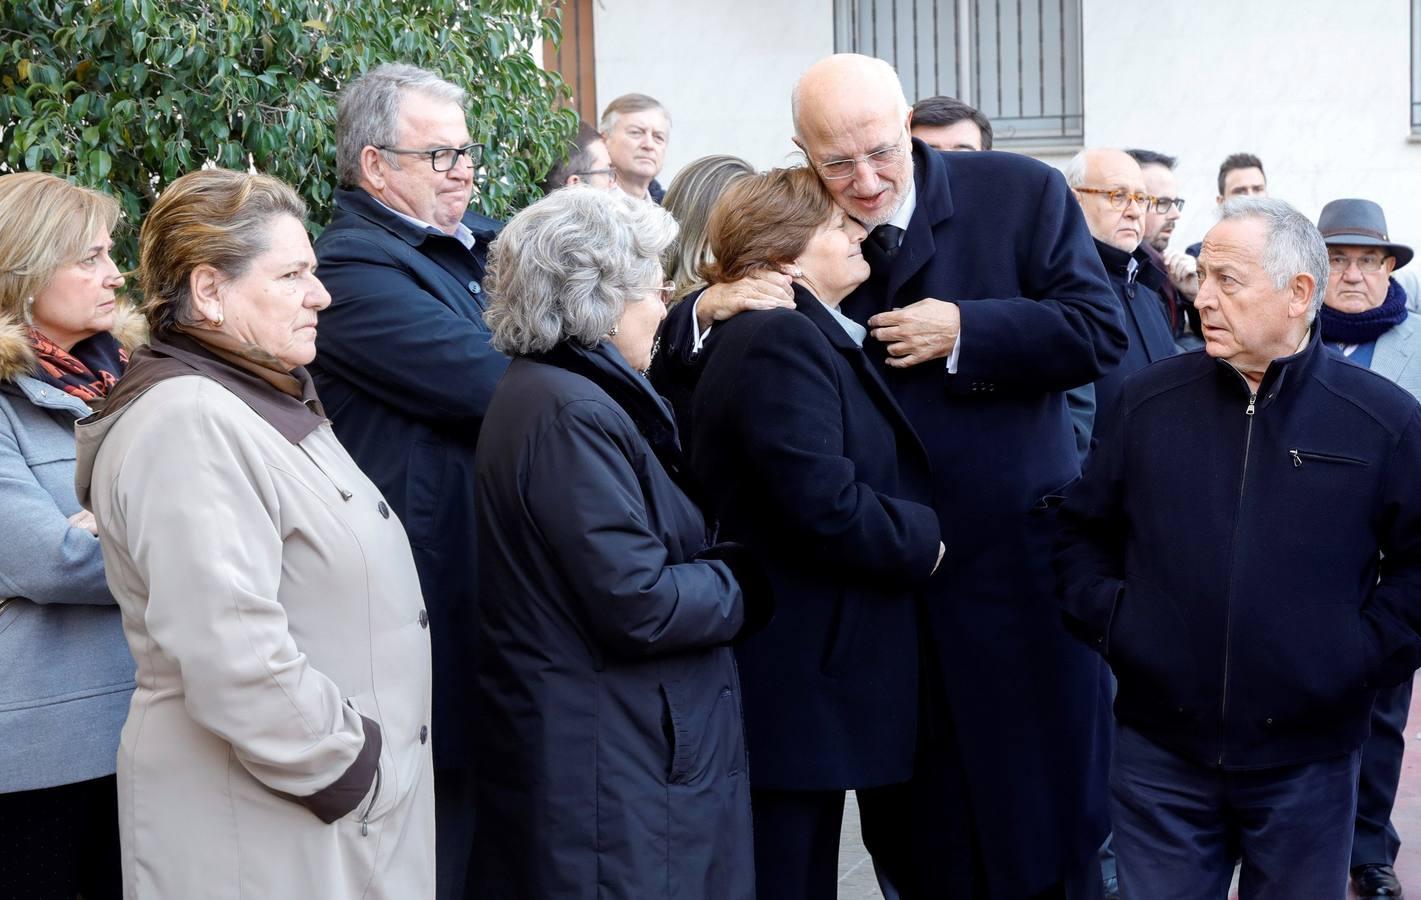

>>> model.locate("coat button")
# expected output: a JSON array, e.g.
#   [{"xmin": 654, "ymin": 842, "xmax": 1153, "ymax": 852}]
[
  {"xmin": 419, "ymin": 725, "xmax": 429, "ymax": 744},
  {"xmin": 378, "ymin": 501, "xmax": 390, "ymax": 519},
  {"xmin": 1265, "ymin": 717, "xmax": 1274, "ymax": 726},
  {"xmin": 468, "ymin": 280, "xmax": 482, "ymax": 294},
  {"xmin": 418, "ymin": 609, "xmax": 428, "ymax": 628}
]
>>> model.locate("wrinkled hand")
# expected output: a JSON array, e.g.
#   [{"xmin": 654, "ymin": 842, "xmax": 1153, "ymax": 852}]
[
  {"xmin": 1163, "ymin": 249, "xmax": 1198, "ymax": 298},
  {"xmin": 932, "ymin": 541, "xmax": 945, "ymax": 575},
  {"xmin": 867, "ymin": 298, "xmax": 961, "ymax": 368},
  {"xmin": 695, "ymin": 271, "xmax": 795, "ymax": 333},
  {"xmin": 68, "ymin": 509, "xmax": 98, "ymax": 536}
]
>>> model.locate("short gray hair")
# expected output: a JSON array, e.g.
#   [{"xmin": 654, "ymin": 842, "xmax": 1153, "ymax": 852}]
[
  {"xmin": 336, "ymin": 63, "xmax": 467, "ymax": 188},
  {"xmin": 1217, "ymin": 198, "xmax": 1330, "ymax": 322},
  {"xmin": 484, "ymin": 188, "xmax": 678, "ymax": 356},
  {"xmin": 1063, "ymin": 149, "xmax": 1088, "ymax": 188},
  {"xmin": 598, "ymin": 93, "xmax": 671, "ymax": 136}
]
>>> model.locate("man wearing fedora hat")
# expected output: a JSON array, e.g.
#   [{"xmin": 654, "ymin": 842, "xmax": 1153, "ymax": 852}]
[{"xmin": 1316, "ymin": 198, "xmax": 1417, "ymax": 900}]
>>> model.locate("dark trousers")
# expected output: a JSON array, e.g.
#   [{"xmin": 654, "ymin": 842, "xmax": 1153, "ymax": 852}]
[
  {"xmin": 751, "ymin": 788, "xmax": 850, "ymax": 899},
  {"xmin": 1353, "ymin": 677, "xmax": 1414, "ymax": 867},
  {"xmin": 858, "ymin": 714, "xmax": 1102, "ymax": 900},
  {"xmin": 0, "ymin": 775, "xmax": 123, "ymax": 900},
  {"xmin": 436, "ymin": 764, "xmax": 479, "ymax": 900},
  {"xmin": 1111, "ymin": 725, "xmax": 1359, "ymax": 900}
]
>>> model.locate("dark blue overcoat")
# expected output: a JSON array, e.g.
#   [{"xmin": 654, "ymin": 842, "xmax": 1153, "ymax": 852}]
[
  {"xmin": 309, "ymin": 187, "xmax": 507, "ymax": 765},
  {"xmin": 471, "ymin": 343, "xmax": 754, "ymax": 899},
  {"xmin": 687, "ymin": 286, "xmax": 941, "ymax": 790}
]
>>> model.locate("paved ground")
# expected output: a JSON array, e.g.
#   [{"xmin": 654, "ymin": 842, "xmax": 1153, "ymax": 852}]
[{"xmin": 835, "ymin": 675, "xmax": 1421, "ymax": 899}]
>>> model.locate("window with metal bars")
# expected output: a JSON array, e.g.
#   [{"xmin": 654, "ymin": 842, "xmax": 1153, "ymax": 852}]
[
  {"xmin": 833, "ymin": 0, "xmax": 1083, "ymax": 147},
  {"xmin": 1413, "ymin": 0, "xmax": 1421, "ymax": 132}
]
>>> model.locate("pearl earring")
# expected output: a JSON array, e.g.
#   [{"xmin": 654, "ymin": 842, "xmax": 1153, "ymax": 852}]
[{"xmin": 792, "ymin": 265, "xmax": 804, "ymax": 278}]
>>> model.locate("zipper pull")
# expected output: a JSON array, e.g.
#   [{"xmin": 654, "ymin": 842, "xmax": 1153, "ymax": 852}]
[
  {"xmin": 1290, "ymin": 449, "xmax": 1301, "ymax": 468},
  {"xmin": 1246, "ymin": 394, "xmax": 1256, "ymax": 416},
  {"xmin": 361, "ymin": 813, "xmax": 369, "ymax": 837}
]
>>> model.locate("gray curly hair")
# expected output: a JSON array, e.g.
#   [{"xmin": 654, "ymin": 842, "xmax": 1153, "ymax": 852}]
[{"xmin": 484, "ymin": 188, "xmax": 678, "ymax": 355}]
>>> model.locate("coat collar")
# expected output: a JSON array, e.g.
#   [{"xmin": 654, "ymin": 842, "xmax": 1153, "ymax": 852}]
[
  {"xmin": 1093, "ymin": 239, "xmax": 1166, "ymax": 293},
  {"xmin": 331, "ymin": 186, "xmax": 501, "ymax": 251},
  {"xmin": 791, "ymin": 284, "xmax": 925, "ymax": 457},
  {"xmin": 1214, "ymin": 324, "xmax": 1325, "ymax": 407},
  {"xmin": 880, "ymin": 140, "xmax": 955, "ymax": 300}
]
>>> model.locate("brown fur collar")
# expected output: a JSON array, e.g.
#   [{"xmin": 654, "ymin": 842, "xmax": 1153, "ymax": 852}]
[{"xmin": 0, "ymin": 302, "xmax": 147, "ymax": 383}]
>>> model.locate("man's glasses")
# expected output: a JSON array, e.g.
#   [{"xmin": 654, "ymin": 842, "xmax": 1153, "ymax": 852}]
[
  {"xmin": 816, "ymin": 143, "xmax": 906, "ymax": 181},
  {"xmin": 1328, "ymin": 253, "xmax": 1390, "ymax": 274},
  {"xmin": 576, "ymin": 167, "xmax": 617, "ymax": 183},
  {"xmin": 1147, "ymin": 196, "xmax": 1185, "ymax": 214},
  {"xmin": 378, "ymin": 142, "xmax": 483, "ymax": 172},
  {"xmin": 1075, "ymin": 187, "xmax": 1150, "ymax": 210}
]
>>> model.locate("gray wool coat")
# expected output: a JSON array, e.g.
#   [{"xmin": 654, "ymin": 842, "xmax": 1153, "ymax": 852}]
[{"xmin": 0, "ymin": 316, "xmax": 134, "ymax": 793}]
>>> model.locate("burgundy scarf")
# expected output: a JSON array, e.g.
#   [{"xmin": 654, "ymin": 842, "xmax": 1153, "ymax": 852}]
[{"xmin": 28, "ymin": 327, "xmax": 127, "ymax": 404}]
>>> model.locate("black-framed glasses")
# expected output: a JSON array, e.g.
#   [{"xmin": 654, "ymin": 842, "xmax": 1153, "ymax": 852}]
[
  {"xmin": 575, "ymin": 167, "xmax": 617, "ymax": 183},
  {"xmin": 378, "ymin": 142, "xmax": 483, "ymax": 172},
  {"xmin": 1147, "ymin": 195, "xmax": 1185, "ymax": 214},
  {"xmin": 1075, "ymin": 187, "xmax": 1150, "ymax": 210}
]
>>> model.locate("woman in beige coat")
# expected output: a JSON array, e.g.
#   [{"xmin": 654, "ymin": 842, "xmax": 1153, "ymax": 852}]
[{"xmin": 74, "ymin": 169, "xmax": 433, "ymax": 899}]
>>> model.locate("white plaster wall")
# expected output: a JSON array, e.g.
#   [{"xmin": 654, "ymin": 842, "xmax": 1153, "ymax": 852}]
[
  {"xmin": 591, "ymin": 0, "xmax": 834, "ymax": 185},
  {"xmin": 1069, "ymin": 0, "xmax": 1421, "ymax": 251}
]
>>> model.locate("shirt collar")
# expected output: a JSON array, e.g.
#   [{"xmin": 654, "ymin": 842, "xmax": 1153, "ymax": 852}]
[
  {"xmin": 820, "ymin": 299, "xmax": 867, "ymax": 347},
  {"xmin": 373, "ymin": 197, "xmax": 476, "ymax": 250},
  {"xmin": 887, "ymin": 177, "xmax": 917, "ymax": 231}
]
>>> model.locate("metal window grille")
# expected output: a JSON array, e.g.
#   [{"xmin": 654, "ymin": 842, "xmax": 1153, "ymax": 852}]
[
  {"xmin": 1413, "ymin": 0, "xmax": 1421, "ymax": 132},
  {"xmin": 833, "ymin": 0, "xmax": 1083, "ymax": 147}
]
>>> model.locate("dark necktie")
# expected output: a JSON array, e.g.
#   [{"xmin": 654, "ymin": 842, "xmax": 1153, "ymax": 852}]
[{"xmin": 869, "ymin": 223, "xmax": 905, "ymax": 261}]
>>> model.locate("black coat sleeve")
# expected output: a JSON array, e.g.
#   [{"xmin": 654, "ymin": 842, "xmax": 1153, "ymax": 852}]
[
  {"xmin": 951, "ymin": 167, "xmax": 1127, "ymax": 393},
  {"xmin": 524, "ymin": 397, "xmax": 745, "ymax": 658},
  {"xmin": 1363, "ymin": 407, "xmax": 1421, "ymax": 686},
  {"xmin": 313, "ymin": 232, "xmax": 509, "ymax": 426},
  {"xmin": 1052, "ymin": 389, "xmax": 1129, "ymax": 653}
]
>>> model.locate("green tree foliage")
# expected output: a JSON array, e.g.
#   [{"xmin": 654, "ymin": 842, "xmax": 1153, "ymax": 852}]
[{"xmin": 0, "ymin": 0, "xmax": 577, "ymax": 267}]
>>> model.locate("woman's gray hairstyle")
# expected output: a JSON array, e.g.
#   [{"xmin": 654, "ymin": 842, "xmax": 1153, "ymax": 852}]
[
  {"xmin": 662, "ymin": 154, "xmax": 755, "ymax": 303},
  {"xmin": 484, "ymin": 188, "xmax": 678, "ymax": 356},
  {"xmin": 336, "ymin": 63, "xmax": 467, "ymax": 188},
  {"xmin": 1217, "ymin": 198, "xmax": 1330, "ymax": 322}
]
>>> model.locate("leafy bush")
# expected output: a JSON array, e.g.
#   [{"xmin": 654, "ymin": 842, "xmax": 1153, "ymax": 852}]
[{"xmin": 0, "ymin": 0, "xmax": 576, "ymax": 267}]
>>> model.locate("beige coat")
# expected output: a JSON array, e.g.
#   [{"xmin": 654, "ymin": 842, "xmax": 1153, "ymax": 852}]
[{"xmin": 74, "ymin": 374, "xmax": 433, "ymax": 899}]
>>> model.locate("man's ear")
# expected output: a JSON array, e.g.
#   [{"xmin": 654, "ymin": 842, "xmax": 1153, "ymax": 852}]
[
  {"xmin": 566, "ymin": 174, "xmax": 583, "ymax": 187},
  {"xmin": 1289, "ymin": 273, "xmax": 1316, "ymax": 319},
  {"xmin": 360, "ymin": 145, "xmax": 389, "ymax": 192}
]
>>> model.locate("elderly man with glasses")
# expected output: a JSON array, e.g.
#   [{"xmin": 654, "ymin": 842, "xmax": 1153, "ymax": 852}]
[
  {"xmin": 655, "ymin": 53, "xmax": 1125, "ymax": 899},
  {"xmin": 1062, "ymin": 148, "xmax": 1179, "ymax": 459},
  {"xmin": 307, "ymin": 62, "xmax": 507, "ymax": 900},
  {"xmin": 1312, "ymin": 199, "xmax": 1419, "ymax": 900}
]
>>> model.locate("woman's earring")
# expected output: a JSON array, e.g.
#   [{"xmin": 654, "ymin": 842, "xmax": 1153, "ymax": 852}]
[
  {"xmin": 608, "ymin": 324, "xmax": 619, "ymax": 338},
  {"xmin": 212, "ymin": 309, "xmax": 225, "ymax": 328},
  {"xmin": 792, "ymin": 265, "xmax": 804, "ymax": 279},
  {"xmin": 22, "ymin": 296, "xmax": 33, "ymax": 324}
]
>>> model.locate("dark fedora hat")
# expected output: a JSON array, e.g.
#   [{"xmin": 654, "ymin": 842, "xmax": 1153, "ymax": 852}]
[{"xmin": 1317, "ymin": 198, "xmax": 1413, "ymax": 270}]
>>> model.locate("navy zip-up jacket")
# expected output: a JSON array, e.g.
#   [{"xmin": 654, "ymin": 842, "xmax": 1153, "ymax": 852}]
[{"xmin": 1055, "ymin": 327, "xmax": 1421, "ymax": 770}]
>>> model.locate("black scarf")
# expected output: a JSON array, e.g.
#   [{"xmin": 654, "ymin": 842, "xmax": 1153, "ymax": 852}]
[
  {"xmin": 1319, "ymin": 278, "xmax": 1409, "ymax": 345},
  {"xmin": 529, "ymin": 340, "xmax": 710, "ymax": 515}
]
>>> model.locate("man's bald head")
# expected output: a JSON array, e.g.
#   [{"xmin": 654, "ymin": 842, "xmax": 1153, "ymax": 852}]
[
  {"xmin": 792, "ymin": 54, "xmax": 909, "ymax": 142},
  {"xmin": 791, "ymin": 54, "xmax": 914, "ymax": 228}
]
